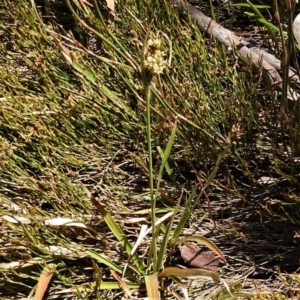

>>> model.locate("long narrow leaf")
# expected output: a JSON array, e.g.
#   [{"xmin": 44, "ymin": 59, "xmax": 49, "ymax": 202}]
[
  {"xmin": 154, "ymin": 120, "xmax": 178, "ymax": 272},
  {"xmin": 145, "ymin": 272, "xmax": 160, "ymax": 300},
  {"xmin": 156, "ymin": 119, "xmax": 178, "ymax": 194},
  {"xmin": 172, "ymin": 188, "xmax": 196, "ymax": 239},
  {"xmin": 91, "ymin": 196, "xmax": 145, "ymax": 274},
  {"xmin": 85, "ymin": 250, "xmax": 138, "ymax": 283},
  {"xmin": 159, "ymin": 266, "xmax": 220, "ymax": 283},
  {"xmin": 156, "ymin": 191, "xmax": 184, "ymax": 272},
  {"xmin": 33, "ymin": 264, "xmax": 56, "ymax": 300}
]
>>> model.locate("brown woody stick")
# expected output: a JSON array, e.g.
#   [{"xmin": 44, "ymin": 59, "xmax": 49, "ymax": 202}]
[{"xmin": 172, "ymin": 0, "xmax": 299, "ymax": 99}]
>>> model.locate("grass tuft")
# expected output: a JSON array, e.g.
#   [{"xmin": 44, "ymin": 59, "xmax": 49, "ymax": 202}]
[{"xmin": 1, "ymin": 0, "xmax": 300, "ymax": 299}]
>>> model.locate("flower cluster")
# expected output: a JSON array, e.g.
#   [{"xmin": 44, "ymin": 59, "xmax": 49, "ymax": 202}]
[{"xmin": 143, "ymin": 38, "xmax": 166, "ymax": 75}]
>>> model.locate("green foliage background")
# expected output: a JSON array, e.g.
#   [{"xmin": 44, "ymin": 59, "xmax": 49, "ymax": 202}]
[{"xmin": 0, "ymin": 0, "xmax": 300, "ymax": 299}]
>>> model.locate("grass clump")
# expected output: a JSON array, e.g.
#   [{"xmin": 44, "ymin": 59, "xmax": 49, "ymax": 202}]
[{"xmin": 0, "ymin": 0, "xmax": 300, "ymax": 299}]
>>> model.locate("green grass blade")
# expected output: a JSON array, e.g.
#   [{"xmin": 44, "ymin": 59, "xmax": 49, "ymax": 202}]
[
  {"xmin": 85, "ymin": 250, "xmax": 139, "ymax": 282},
  {"xmin": 91, "ymin": 196, "xmax": 145, "ymax": 275},
  {"xmin": 153, "ymin": 120, "xmax": 177, "ymax": 272},
  {"xmin": 172, "ymin": 188, "xmax": 196, "ymax": 239},
  {"xmin": 156, "ymin": 119, "xmax": 178, "ymax": 194},
  {"xmin": 156, "ymin": 192, "xmax": 184, "ymax": 272},
  {"xmin": 159, "ymin": 266, "xmax": 220, "ymax": 283}
]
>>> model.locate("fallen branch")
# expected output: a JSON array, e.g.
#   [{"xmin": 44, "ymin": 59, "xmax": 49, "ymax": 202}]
[{"xmin": 172, "ymin": 0, "xmax": 299, "ymax": 99}]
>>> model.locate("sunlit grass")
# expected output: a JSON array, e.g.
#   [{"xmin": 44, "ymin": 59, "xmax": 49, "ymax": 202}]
[{"xmin": 0, "ymin": 0, "xmax": 300, "ymax": 299}]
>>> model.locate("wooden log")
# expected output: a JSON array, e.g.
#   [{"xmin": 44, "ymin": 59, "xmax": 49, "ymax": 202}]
[{"xmin": 172, "ymin": 0, "xmax": 300, "ymax": 100}]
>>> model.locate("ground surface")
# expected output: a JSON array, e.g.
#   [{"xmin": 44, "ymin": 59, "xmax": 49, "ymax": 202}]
[{"xmin": 1, "ymin": 0, "xmax": 300, "ymax": 299}]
